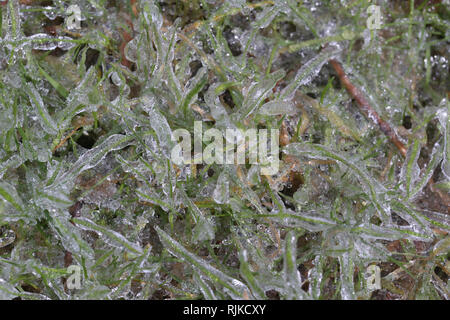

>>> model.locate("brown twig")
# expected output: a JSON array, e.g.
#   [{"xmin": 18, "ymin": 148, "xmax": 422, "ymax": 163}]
[
  {"xmin": 330, "ymin": 59, "xmax": 450, "ymax": 209},
  {"xmin": 52, "ymin": 125, "xmax": 82, "ymax": 153},
  {"xmin": 329, "ymin": 59, "xmax": 407, "ymax": 157}
]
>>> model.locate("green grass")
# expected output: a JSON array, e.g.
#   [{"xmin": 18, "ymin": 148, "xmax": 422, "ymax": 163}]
[{"xmin": 0, "ymin": 0, "xmax": 449, "ymax": 300}]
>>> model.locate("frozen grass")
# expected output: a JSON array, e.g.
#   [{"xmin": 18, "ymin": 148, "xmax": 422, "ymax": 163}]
[{"xmin": 0, "ymin": 0, "xmax": 449, "ymax": 300}]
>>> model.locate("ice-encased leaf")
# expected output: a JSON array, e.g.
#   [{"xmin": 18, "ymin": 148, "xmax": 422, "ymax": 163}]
[
  {"xmin": 26, "ymin": 82, "xmax": 58, "ymax": 135},
  {"xmin": 283, "ymin": 231, "xmax": 309, "ymax": 299},
  {"xmin": 213, "ymin": 170, "xmax": 230, "ymax": 204},
  {"xmin": 222, "ymin": 165, "xmax": 268, "ymax": 215},
  {"xmin": 269, "ymin": 208, "xmax": 336, "ymax": 232},
  {"xmin": 141, "ymin": 0, "xmax": 163, "ymax": 31},
  {"xmin": 259, "ymin": 100, "xmax": 297, "ymax": 116},
  {"xmin": 5, "ymin": 0, "xmax": 22, "ymax": 40},
  {"xmin": 338, "ymin": 253, "xmax": 356, "ymax": 300},
  {"xmin": 253, "ymin": 5, "xmax": 281, "ymax": 29},
  {"xmin": 240, "ymin": 69, "xmax": 285, "ymax": 117},
  {"xmin": 48, "ymin": 212, "xmax": 95, "ymax": 260},
  {"xmin": 308, "ymin": 256, "xmax": 324, "ymax": 299},
  {"xmin": 392, "ymin": 201, "xmax": 449, "ymax": 235},
  {"xmin": 205, "ymin": 84, "xmax": 242, "ymax": 143},
  {"xmin": 432, "ymin": 237, "xmax": 450, "ymax": 258},
  {"xmin": 148, "ymin": 16, "xmax": 182, "ymax": 102},
  {"xmin": 437, "ymin": 103, "xmax": 449, "ymax": 180},
  {"xmin": 180, "ymin": 190, "xmax": 215, "ymax": 242},
  {"xmin": 73, "ymin": 217, "xmax": 143, "ymax": 255},
  {"xmin": 0, "ymin": 154, "xmax": 23, "ymax": 179},
  {"xmin": 227, "ymin": 0, "xmax": 246, "ymax": 9},
  {"xmin": 155, "ymin": 226, "xmax": 250, "ymax": 299},
  {"xmin": 51, "ymin": 134, "xmax": 134, "ymax": 188},
  {"xmin": 0, "ymin": 181, "xmax": 24, "ymax": 212},
  {"xmin": 400, "ymin": 139, "xmax": 421, "ymax": 198},
  {"xmin": 284, "ymin": 143, "xmax": 389, "ymax": 220},
  {"xmin": 59, "ymin": 67, "xmax": 102, "ymax": 129},
  {"xmin": 0, "ymin": 278, "xmax": 19, "ymax": 299},
  {"xmin": 239, "ymin": 250, "xmax": 266, "ymax": 299},
  {"xmin": 409, "ymin": 139, "xmax": 444, "ymax": 199},
  {"xmin": 280, "ymin": 46, "xmax": 341, "ymax": 101},
  {"xmin": 179, "ymin": 67, "xmax": 207, "ymax": 115},
  {"xmin": 28, "ymin": 33, "xmax": 58, "ymax": 51},
  {"xmin": 351, "ymin": 223, "xmax": 414, "ymax": 241},
  {"xmin": 193, "ymin": 272, "xmax": 217, "ymax": 300},
  {"xmin": 140, "ymin": 97, "xmax": 174, "ymax": 158}
]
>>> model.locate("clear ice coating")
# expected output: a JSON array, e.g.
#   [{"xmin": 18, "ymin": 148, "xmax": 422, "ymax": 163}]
[
  {"xmin": 155, "ymin": 226, "xmax": 250, "ymax": 299},
  {"xmin": 213, "ymin": 171, "xmax": 230, "ymax": 204},
  {"xmin": 437, "ymin": 101, "xmax": 449, "ymax": 180},
  {"xmin": 280, "ymin": 46, "xmax": 341, "ymax": 101},
  {"xmin": 259, "ymin": 100, "xmax": 297, "ymax": 116},
  {"xmin": 0, "ymin": 0, "xmax": 448, "ymax": 300}
]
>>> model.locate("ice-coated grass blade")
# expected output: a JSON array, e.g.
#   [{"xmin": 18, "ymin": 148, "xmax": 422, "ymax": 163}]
[
  {"xmin": 284, "ymin": 143, "xmax": 389, "ymax": 220},
  {"xmin": 26, "ymin": 82, "xmax": 58, "ymax": 135},
  {"xmin": 283, "ymin": 231, "xmax": 309, "ymax": 299},
  {"xmin": 156, "ymin": 226, "xmax": 251, "ymax": 299},
  {"xmin": 279, "ymin": 46, "xmax": 341, "ymax": 101},
  {"xmin": 73, "ymin": 217, "xmax": 143, "ymax": 255},
  {"xmin": 240, "ymin": 69, "xmax": 286, "ymax": 118},
  {"xmin": 238, "ymin": 250, "xmax": 266, "ymax": 299},
  {"xmin": 0, "ymin": 181, "xmax": 24, "ymax": 212}
]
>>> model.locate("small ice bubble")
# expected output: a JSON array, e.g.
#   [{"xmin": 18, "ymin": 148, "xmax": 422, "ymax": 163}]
[
  {"xmin": 111, "ymin": 72, "xmax": 123, "ymax": 86},
  {"xmin": 43, "ymin": 7, "xmax": 58, "ymax": 20}
]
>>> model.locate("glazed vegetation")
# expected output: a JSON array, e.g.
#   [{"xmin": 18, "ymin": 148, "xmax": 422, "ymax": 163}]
[{"xmin": 0, "ymin": 0, "xmax": 449, "ymax": 300}]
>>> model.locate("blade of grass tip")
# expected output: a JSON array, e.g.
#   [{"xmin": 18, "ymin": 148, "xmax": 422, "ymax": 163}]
[
  {"xmin": 180, "ymin": 67, "xmax": 208, "ymax": 117},
  {"xmin": 437, "ymin": 105, "xmax": 449, "ymax": 179},
  {"xmin": 338, "ymin": 253, "xmax": 356, "ymax": 300},
  {"xmin": 401, "ymin": 138, "xmax": 421, "ymax": 198},
  {"xmin": 155, "ymin": 226, "xmax": 251, "ymax": 299},
  {"xmin": 286, "ymin": 0, "xmax": 318, "ymax": 37},
  {"xmin": 241, "ymin": 6, "xmax": 280, "ymax": 69},
  {"xmin": 280, "ymin": 46, "xmax": 341, "ymax": 101},
  {"xmin": 46, "ymin": 211, "xmax": 95, "ymax": 258},
  {"xmin": 319, "ymin": 74, "xmax": 333, "ymax": 102},
  {"xmin": 266, "ymin": 39, "xmax": 280, "ymax": 76},
  {"xmin": 72, "ymin": 217, "xmax": 143, "ymax": 256},
  {"xmin": 284, "ymin": 230, "xmax": 309, "ymax": 299},
  {"xmin": 394, "ymin": 201, "xmax": 450, "ymax": 233},
  {"xmin": 241, "ymin": 69, "xmax": 285, "ymax": 117},
  {"xmin": 410, "ymin": 139, "xmax": 443, "ymax": 199},
  {"xmin": 36, "ymin": 62, "xmax": 69, "ymax": 98},
  {"xmin": 26, "ymin": 82, "xmax": 58, "ymax": 135},
  {"xmin": 0, "ymin": 182, "xmax": 24, "ymax": 212},
  {"xmin": 433, "ymin": 181, "xmax": 450, "ymax": 192},
  {"xmin": 193, "ymin": 272, "xmax": 217, "ymax": 300},
  {"xmin": 239, "ymin": 250, "xmax": 265, "ymax": 299}
]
